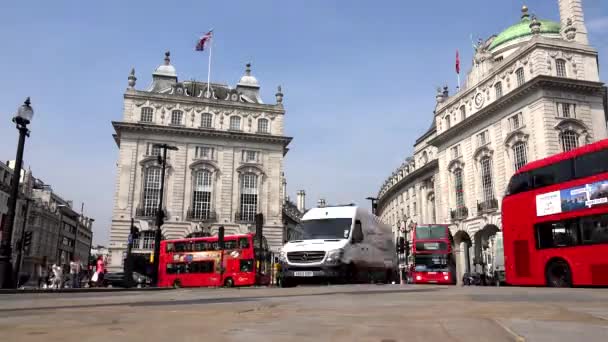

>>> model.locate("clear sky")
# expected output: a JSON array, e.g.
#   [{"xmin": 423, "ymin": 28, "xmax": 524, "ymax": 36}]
[{"xmin": 1, "ymin": 1, "xmax": 607, "ymax": 245}]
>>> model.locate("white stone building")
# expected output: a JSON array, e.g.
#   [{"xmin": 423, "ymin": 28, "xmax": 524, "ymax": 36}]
[
  {"xmin": 377, "ymin": 0, "xmax": 608, "ymax": 281},
  {"xmin": 108, "ymin": 52, "xmax": 292, "ymax": 271}
]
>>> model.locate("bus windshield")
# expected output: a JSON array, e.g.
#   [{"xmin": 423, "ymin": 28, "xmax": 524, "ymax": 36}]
[
  {"xmin": 300, "ymin": 218, "xmax": 352, "ymax": 240},
  {"xmin": 415, "ymin": 226, "xmax": 447, "ymax": 240},
  {"xmin": 414, "ymin": 254, "xmax": 449, "ymax": 272}
]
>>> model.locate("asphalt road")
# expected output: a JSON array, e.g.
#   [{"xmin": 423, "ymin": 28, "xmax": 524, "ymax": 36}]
[{"xmin": 1, "ymin": 285, "xmax": 608, "ymax": 341}]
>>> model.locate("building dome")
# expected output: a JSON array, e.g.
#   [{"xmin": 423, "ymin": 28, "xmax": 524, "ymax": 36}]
[
  {"xmin": 153, "ymin": 51, "xmax": 177, "ymax": 77},
  {"xmin": 489, "ymin": 18, "xmax": 561, "ymax": 51},
  {"xmin": 237, "ymin": 63, "xmax": 260, "ymax": 88}
]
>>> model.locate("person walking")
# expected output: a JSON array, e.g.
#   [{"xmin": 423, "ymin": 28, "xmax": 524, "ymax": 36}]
[
  {"xmin": 70, "ymin": 258, "xmax": 81, "ymax": 288},
  {"xmin": 95, "ymin": 256, "xmax": 105, "ymax": 287},
  {"xmin": 51, "ymin": 263, "xmax": 63, "ymax": 289}
]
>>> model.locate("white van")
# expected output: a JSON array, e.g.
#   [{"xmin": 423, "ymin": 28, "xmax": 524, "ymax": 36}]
[{"xmin": 278, "ymin": 205, "xmax": 397, "ymax": 287}]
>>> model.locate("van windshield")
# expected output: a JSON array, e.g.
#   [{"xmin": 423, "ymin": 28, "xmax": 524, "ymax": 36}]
[{"xmin": 300, "ymin": 218, "xmax": 352, "ymax": 240}]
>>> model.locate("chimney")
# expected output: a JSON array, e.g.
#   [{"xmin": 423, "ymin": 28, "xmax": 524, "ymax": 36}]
[
  {"xmin": 318, "ymin": 198, "xmax": 326, "ymax": 208},
  {"xmin": 296, "ymin": 190, "xmax": 306, "ymax": 212}
]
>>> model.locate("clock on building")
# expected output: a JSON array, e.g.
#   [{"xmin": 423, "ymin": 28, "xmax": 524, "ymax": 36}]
[{"xmin": 474, "ymin": 92, "xmax": 484, "ymax": 108}]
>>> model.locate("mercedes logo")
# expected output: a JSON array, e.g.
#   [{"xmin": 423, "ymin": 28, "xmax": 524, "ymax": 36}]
[{"xmin": 302, "ymin": 253, "xmax": 308, "ymax": 260}]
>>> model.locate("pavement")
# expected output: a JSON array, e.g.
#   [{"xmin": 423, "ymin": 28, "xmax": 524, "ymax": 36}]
[{"xmin": 1, "ymin": 284, "xmax": 608, "ymax": 341}]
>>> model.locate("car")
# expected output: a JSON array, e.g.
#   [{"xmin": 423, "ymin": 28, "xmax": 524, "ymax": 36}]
[{"xmin": 103, "ymin": 272, "xmax": 152, "ymax": 288}]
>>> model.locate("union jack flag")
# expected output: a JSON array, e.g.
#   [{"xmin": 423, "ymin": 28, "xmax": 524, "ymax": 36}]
[{"xmin": 196, "ymin": 30, "xmax": 213, "ymax": 51}]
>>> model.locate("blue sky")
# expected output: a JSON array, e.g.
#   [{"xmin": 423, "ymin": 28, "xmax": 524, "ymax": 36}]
[{"xmin": 1, "ymin": 1, "xmax": 607, "ymax": 244}]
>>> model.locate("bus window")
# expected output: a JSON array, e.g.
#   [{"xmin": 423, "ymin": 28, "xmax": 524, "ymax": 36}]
[
  {"xmin": 574, "ymin": 149, "xmax": 608, "ymax": 179},
  {"xmin": 239, "ymin": 237, "xmax": 250, "ymax": 249},
  {"xmin": 535, "ymin": 220, "xmax": 578, "ymax": 249},
  {"xmin": 225, "ymin": 240, "xmax": 237, "ymax": 250},
  {"xmin": 580, "ymin": 214, "xmax": 608, "ymax": 245},
  {"xmin": 531, "ymin": 159, "xmax": 573, "ymax": 188},
  {"xmin": 240, "ymin": 259, "xmax": 254, "ymax": 272},
  {"xmin": 506, "ymin": 172, "xmax": 531, "ymax": 195},
  {"xmin": 166, "ymin": 243, "xmax": 175, "ymax": 253}
]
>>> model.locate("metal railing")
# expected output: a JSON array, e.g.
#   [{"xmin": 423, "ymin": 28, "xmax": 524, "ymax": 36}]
[
  {"xmin": 450, "ymin": 206, "xmax": 468, "ymax": 221},
  {"xmin": 235, "ymin": 212, "xmax": 255, "ymax": 224},
  {"xmin": 477, "ymin": 199, "xmax": 498, "ymax": 214},
  {"xmin": 135, "ymin": 207, "xmax": 167, "ymax": 219},
  {"xmin": 186, "ymin": 209, "xmax": 217, "ymax": 222}
]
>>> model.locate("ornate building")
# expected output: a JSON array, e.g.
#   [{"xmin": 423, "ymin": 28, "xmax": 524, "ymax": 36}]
[
  {"xmin": 377, "ymin": 0, "xmax": 608, "ymax": 281},
  {"xmin": 108, "ymin": 52, "xmax": 292, "ymax": 271}
]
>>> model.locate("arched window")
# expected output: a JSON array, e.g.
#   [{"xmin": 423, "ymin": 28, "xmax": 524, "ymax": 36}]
[
  {"xmin": 421, "ymin": 151, "xmax": 428, "ymax": 165},
  {"xmin": 516, "ymin": 68, "xmax": 525, "ymax": 87},
  {"xmin": 556, "ymin": 59, "xmax": 567, "ymax": 77},
  {"xmin": 140, "ymin": 107, "xmax": 154, "ymax": 123},
  {"xmin": 453, "ymin": 169, "xmax": 465, "ymax": 208},
  {"xmin": 192, "ymin": 170, "xmax": 213, "ymax": 220},
  {"xmin": 229, "ymin": 116, "xmax": 241, "ymax": 131},
  {"xmin": 560, "ymin": 130, "xmax": 579, "ymax": 152},
  {"xmin": 460, "ymin": 106, "xmax": 466, "ymax": 121},
  {"xmin": 142, "ymin": 167, "xmax": 161, "ymax": 217},
  {"xmin": 513, "ymin": 142, "xmax": 528, "ymax": 171},
  {"xmin": 445, "ymin": 115, "xmax": 451, "ymax": 129},
  {"xmin": 480, "ymin": 157, "xmax": 494, "ymax": 202},
  {"xmin": 171, "ymin": 110, "xmax": 183, "ymax": 125},
  {"xmin": 201, "ymin": 113, "xmax": 213, "ymax": 128},
  {"xmin": 494, "ymin": 82, "xmax": 503, "ymax": 99},
  {"xmin": 257, "ymin": 118, "xmax": 269, "ymax": 133},
  {"xmin": 239, "ymin": 173, "xmax": 258, "ymax": 222}
]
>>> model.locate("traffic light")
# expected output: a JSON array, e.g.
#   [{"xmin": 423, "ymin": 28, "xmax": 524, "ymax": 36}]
[
  {"xmin": 23, "ymin": 231, "xmax": 33, "ymax": 248},
  {"xmin": 130, "ymin": 223, "xmax": 140, "ymax": 240},
  {"xmin": 398, "ymin": 237, "xmax": 405, "ymax": 254},
  {"xmin": 218, "ymin": 226, "xmax": 225, "ymax": 250}
]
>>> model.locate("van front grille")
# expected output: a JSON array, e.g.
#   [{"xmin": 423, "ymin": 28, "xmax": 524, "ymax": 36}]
[{"xmin": 287, "ymin": 251, "xmax": 325, "ymax": 263}]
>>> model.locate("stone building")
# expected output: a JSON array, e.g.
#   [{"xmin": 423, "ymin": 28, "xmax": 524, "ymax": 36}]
[
  {"xmin": 376, "ymin": 0, "xmax": 608, "ymax": 281},
  {"xmin": 108, "ymin": 52, "xmax": 292, "ymax": 271}
]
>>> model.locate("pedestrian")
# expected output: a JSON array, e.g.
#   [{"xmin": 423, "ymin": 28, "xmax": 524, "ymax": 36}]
[
  {"xmin": 51, "ymin": 263, "xmax": 63, "ymax": 289},
  {"xmin": 95, "ymin": 256, "xmax": 105, "ymax": 287},
  {"xmin": 70, "ymin": 258, "xmax": 81, "ymax": 288}
]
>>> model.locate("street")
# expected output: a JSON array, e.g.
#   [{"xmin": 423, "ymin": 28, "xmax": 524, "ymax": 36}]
[{"xmin": 1, "ymin": 285, "xmax": 608, "ymax": 341}]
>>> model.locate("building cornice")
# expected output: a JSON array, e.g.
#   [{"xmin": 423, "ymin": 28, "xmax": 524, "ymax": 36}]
[
  {"xmin": 124, "ymin": 90, "xmax": 286, "ymax": 115},
  {"xmin": 378, "ymin": 159, "xmax": 438, "ymax": 210},
  {"xmin": 428, "ymin": 75, "xmax": 605, "ymax": 148},
  {"xmin": 112, "ymin": 121, "xmax": 293, "ymax": 148}
]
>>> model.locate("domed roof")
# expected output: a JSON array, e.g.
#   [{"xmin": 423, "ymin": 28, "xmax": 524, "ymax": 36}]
[
  {"xmin": 489, "ymin": 8, "xmax": 561, "ymax": 51},
  {"xmin": 237, "ymin": 63, "xmax": 260, "ymax": 88},
  {"xmin": 153, "ymin": 51, "xmax": 177, "ymax": 78}
]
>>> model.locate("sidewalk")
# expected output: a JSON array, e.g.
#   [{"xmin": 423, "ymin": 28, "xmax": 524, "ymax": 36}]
[{"xmin": 0, "ymin": 286, "xmax": 174, "ymax": 294}]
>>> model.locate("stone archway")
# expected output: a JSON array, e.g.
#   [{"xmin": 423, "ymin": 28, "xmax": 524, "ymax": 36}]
[
  {"xmin": 473, "ymin": 224, "xmax": 500, "ymax": 275},
  {"xmin": 453, "ymin": 230, "xmax": 472, "ymax": 285}
]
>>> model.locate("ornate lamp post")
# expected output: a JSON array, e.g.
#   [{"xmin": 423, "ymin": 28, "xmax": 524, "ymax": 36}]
[{"xmin": 0, "ymin": 98, "xmax": 34, "ymax": 288}]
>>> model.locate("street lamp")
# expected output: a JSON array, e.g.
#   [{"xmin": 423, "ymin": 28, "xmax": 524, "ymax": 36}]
[
  {"xmin": 151, "ymin": 143, "xmax": 178, "ymax": 287},
  {"xmin": 0, "ymin": 97, "xmax": 34, "ymax": 289},
  {"xmin": 365, "ymin": 197, "xmax": 378, "ymax": 215}
]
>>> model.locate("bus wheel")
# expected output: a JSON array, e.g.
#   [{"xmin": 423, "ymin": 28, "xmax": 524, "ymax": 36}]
[
  {"xmin": 224, "ymin": 277, "xmax": 234, "ymax": 288},
  {"xmin": 173, "ymin": 280, "xmax": 181, "ymax": 289},
  {"xmin": 545, "ymin": 260, "xmax": 572, "ymax": 288}
]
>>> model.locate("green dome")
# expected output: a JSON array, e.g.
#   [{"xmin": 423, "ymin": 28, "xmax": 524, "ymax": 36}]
[{"xmin": 489, "ymin": 18, "xmax": 561, "ymax": 51}]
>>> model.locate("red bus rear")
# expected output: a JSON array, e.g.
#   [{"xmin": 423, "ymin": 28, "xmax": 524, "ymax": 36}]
[
  {"xmin": 158, "ymin": 233, "xmax": 271, "ymax": 288},
  {"xmin": 503, "ymin": 139, "xmax": 608, "ymax": 287},
  {"xmin": 411, "ymin": 224, "xmax": 456, "ymax": 284}
]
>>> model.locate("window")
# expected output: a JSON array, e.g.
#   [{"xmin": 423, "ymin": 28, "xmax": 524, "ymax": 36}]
[
  {"xmin": 574, "ymin": 149, "xmax": 608, "ymax": 179},
  {"xmin": 494, "ymin": 56, "xmax": 504, "ymax": 63},
  {"xmin": 201, "ymin": 113, "xmax": 213, "ymax": 128},
  {"xmin": 166, "ymin": 261, "xmax": 214, "ymax": 274},
  {"xmin": 495, "ymin": 82, "xmax": 503, "ymax": 99},
  {"xmin": 516, "ymin": 68, "xmax": 525, "ymax": 86},
  {"xmin": 509, "ymin": 113, "xmax": 522, "ymax": 131},
  {"xmin": 444, "ymin": 115, "xmax": 451, "ymax": 129},
  {"xmin": 257, "ymin": 118, "xmax": 269, "ymax": 133},
  {"xmin": 171, "ymin": 110, "xmax": 183, "ymax": 125},
  {"xmin": 412, "ymin": 202, "xmax": 417, "ymax": 213},
  {"xmin": 476, "ymin": 130, "xmax": 489, "ymax": 147},
  {"xmin": 240, "ymin": 173, "xmax": 258, "ymax": 222},
  {"xmin": 142, "ymin": 231, "xmax": 155, "ymax": 249},
  {"xmin": 195, "ymin": 146, "xmax": 213, "ymax": 159},
  {"xmin": 556, "ymin": 59, "xmax": 567, "ymax": 77},
  {"xmin": 146, "ymin": 143, "xmax": 161, "ymax": 157},
  {"xmin": 229, "ymin": 116, "xmax": 241, "ymax": 130},
  {"xmin": 513, "ymin": 142, "xmax": 528, "ymax": 171},
  {"xmin": 556, "ymin": 102, "xmax": 576, "ymax": 118},
  {"xmin": 143, "ymin": 167, "xmax": 161, "ymax": 216},
  {"xmin": 192, "ymin": 170, "xmax": 212, "ymax": 220},
  {"xmin": 531, "ymin": 159, "xmax": 574, "ymax": 188},
  {"xmin": 140, "ymin": 107, "xmax": 153, "ymax": 123},
  {"xmin": 560, "ymin": 130, "xmax": 579, "ymax": 152},
  {"xmin": 450, "ymin": 145, "xmax": 461, "ymax": 160},
  {"xmin": 535, "ymin": 214, "xmax": 608, "ymax": 249},
  {"xmin": 453, "ymin": 169, "xmax": 464, "ymax": 208},
  {"xmin": 239, "ymin": 237, "xmax": 250, "ymax": 249},
  {"xmin": 480, "ymin": 157, "xmax": 494, "ymax": 202},
  {"xmin": 243, "ymin": 150, "xmax": 258, "ymax": 163},
  {"xmin": 581, "ymin": 214, "xmax": 608, "ymax": 245},
  {"xmin": 459, "ymin": 106, "xmax": 466, "ymax": 121},
  {"xmin": 240, "ymin": 259, "xmax": 254, "ymax": 272}
]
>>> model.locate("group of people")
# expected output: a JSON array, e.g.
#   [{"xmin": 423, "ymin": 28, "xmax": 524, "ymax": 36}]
[{"xmin": 36, "ymin": 256, "xmax": 106, "ymax": 289}]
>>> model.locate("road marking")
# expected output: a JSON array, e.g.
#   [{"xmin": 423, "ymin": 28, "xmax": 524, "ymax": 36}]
[{"xmin": 492, "ymin": 318, "xmax": 526, "ymax": 342}]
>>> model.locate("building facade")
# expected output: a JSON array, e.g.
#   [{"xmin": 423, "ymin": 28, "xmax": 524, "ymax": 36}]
[
  {"xmin": 108, "ymin": 53, "xmax": 292, "ymax": 272},
  {"xmin": 377, "ymin": 0, "xmax": 608, "ymax": 282}
]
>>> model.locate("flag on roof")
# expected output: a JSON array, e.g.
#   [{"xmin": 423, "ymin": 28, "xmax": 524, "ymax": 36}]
[{"xmin": 196, "ymin": 30, "xmax": 213, "ymax": 51}]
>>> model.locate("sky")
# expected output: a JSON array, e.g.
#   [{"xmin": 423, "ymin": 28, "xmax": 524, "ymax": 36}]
[{"xmin": 0, "ymin": 1, "xmax": 607, "ymax": 245}]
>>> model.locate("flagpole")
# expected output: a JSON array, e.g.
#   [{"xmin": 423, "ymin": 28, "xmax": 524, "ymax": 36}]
[
  {"xmin": 206, "ymin": 32, "xmax": 213, "ymax": 97},
  {"xmin": 457, "ymin": 73, "xmax": 461, "ymax": 90}
]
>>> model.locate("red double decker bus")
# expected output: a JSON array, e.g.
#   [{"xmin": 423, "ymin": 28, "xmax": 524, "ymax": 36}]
[
  {"xmin": 158, "ymin": 233, "xmax": 271, "ymax": 288},
  {"xmin": 411, "ymin": 224, "xmax": 456, "ymax": 284},
  {"xmin": 503, "ymin": 139, "xmax": 608, "ymax": 287}
]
